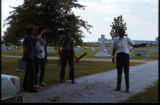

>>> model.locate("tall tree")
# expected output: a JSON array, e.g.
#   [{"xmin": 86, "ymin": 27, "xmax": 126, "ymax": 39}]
[
  {"xmin": 3, "ymin": 0, "xmax": 92, "ymax": 45},
  {"xmin": 110, "ymin": 15, "xmax": 127, "ymax": 39}
]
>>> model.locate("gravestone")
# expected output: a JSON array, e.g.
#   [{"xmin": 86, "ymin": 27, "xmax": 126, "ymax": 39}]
[
  {"xmin": 7, "ymin": 45, "xmax": 15, "ymax": 50},
  {"xmin": 134, "ymin": 50, "xmax": 148, "ymax": 57},
  {"xmin": 47, "ymin": 47, "xmax": 52, "ymax": 51},
  {"xmin": 75, "ymin": 46, "xmax": 81, "ymax": 52},
  {"xmin": 94, "ymin": 34, "xmax": 110, "ymax": 57},
  {"xmin": 16, "ymin": 60, "xmax": 26, "ymax": 72},
  {"xmin": 105, "ymin": 48, "xmax": 110, "ymax": 52},
  {"xmin": 91, "ymin": 47, "xmax": 96, "ymax": 51},
  {"xmin": 150, "ymin": 46, "xmax": 157, "ymax": 52},
  {"xmin": 48, "ymin": 64, "xmax": 56, "ymax": 66},
  {"xmin": 1, "ymin": 44, "xmax": 7, "ymax": 51}
]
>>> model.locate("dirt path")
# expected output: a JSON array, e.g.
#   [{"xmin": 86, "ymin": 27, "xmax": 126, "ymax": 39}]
[{"xmin": 20, "ymin": 60, "xmax": 158, "ymax": 103}]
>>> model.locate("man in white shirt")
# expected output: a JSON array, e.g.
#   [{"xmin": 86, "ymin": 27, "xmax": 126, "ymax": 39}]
[
  {"xmin": 112, "ymin": 28, "xmax": 146, "ymax": 93},
  {"xmin": 33, "ymin": 27, "xmax": 47, "ymax": 88}
]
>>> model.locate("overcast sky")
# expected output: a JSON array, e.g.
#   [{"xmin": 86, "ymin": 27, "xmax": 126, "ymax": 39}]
[{"xmin": 1, "ymin": 0, "xmax": 158, "ymax": 42}]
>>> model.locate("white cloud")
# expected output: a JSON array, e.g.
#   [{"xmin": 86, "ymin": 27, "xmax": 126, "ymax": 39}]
[
  {"xmin": 124, "ymin": 15, "xmax": 158, "ymax": 40},
  {"xmin": 1, "ymin": 0, "xmax": 23, "ymax": 37},
  {"xmin": 74, "ymin": 0, "xmax": 158, "ymax": 42},
  {"xmin": 142, "ymin": 0, "xmax": 158, "ymax": 5},
  {"xmin": 1, "ymin": 0, "xmax": 158, "ymax": 42},
  {"xmin": 102, "ymin": 0, "xmax": 139, "ymax": 4}
]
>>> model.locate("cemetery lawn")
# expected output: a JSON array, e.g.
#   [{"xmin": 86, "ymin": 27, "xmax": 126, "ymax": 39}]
[
  {"xmin": 119, "ymin": 81, "xmax": 158, "ymax": 103},
  {"xmin": 2, "ymin": 46, "xmax": 158, "ymax": 60},
  {"xmin": 2, "ymin": 56, "xmax": 144, "ymax": 91}
]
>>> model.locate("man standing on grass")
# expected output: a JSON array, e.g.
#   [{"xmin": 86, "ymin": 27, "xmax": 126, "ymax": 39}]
[
  {"xmin": 58, "ymin": 29, "xmax": 77, "ymax": 84},
  {"xmin": 112, "ymin": 28, "xmax": 146, "ymax": 93}
]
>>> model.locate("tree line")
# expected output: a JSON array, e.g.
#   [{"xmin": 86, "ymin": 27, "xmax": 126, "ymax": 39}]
[
  {"xmin": 3, "ymin": 0, "xmax": 92, "ymax": 46},
  {"xmin": 3, "ymin": 0, "xmax": 127, "ymax": 46}
]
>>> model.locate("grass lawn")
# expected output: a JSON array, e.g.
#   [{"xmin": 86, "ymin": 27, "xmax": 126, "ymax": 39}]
[
  {"xmin": 2, "ymin": 46, "xmax": 158, "ymax": 60},
  {"xmin": 1, "ymin": 56, "xmax": 144, "ymax": 91},
  {"xmin": 120, "ymin": 81, "xmax": 158, "ymax": 103}
]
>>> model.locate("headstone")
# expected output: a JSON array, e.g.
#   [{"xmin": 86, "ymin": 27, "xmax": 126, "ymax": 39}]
[
  {"xmin": 105, "ymin": 48, "xmax": 109, "ymax": 52},
  {"xmin": 75, "ymin": 46, "xmax": 81, "ymax": 52},
  {"xmin": 7, "ymin": 45, "xmax": 15, "ymax": 50},
  {"xmin": 1, "ymin": 44, "xmax": 7, "ymax": 51},
  {"xmin": 48, "ymin": 64, "xmax": 56, "ymax": 66},
  {"xmin": 47, "ymin": 47, "xmax": 52, "ymax": 51},
  {"xmin": 94, "ymin": 34, "xmax": 110, "ymax": 57},
  {"xmin": 150, "ymin": 46, "xmax": 157, "ymax": 52},
  {"xmin": 91, "ymin": 47, "xmax": 96, "ymax": 51},
  {"xmin": 16, "ymin": 60, "xmax": 26, "ymax": 72},
  {"xmin": 134, "ymin": 50, "xmax": 148, "ymax": 57}
]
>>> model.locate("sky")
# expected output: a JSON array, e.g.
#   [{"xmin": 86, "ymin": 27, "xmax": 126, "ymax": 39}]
[{"xmin": 1, "ymin": 0, "xmax": 158, "ymax": 42}]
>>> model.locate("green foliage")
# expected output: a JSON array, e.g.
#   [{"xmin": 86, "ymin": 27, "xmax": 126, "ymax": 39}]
[
  {"xmin": 3, "ymin": 0, "xmax": 92, "ymax": 45},
  {"xmin": 110, "ymin": 15, "xmax": 127, "ymax": 38},
  {"xmin": 120, "ymin": 81, "xmax": 158, "ymax": 103}
]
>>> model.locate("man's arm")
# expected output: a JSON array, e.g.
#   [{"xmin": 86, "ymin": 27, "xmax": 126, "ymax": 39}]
[
  {"xmin": 22, "ymin": 46, "xmax": 27, "ymax": 60},
  {"xmin": 58, "ymin": 36, "xmax": 64, "ymax": 55},
  {"xmin": 58, "ymin": 44, "xmax": 62, "ymax": 56},
  {"xmin": 40, "ymin": 29, "xmax": 47, "ymax": 36},
  {"xmin": 22, "ymin": 38, "xmax": 28, "ymax": 60},
  {"xmin": 112, "ymin": 48, "xmax": 116, "ymax": 64},
  {"xmin": 72, "ymin": 47, "xmax": 77, "ymax": 59},
  {"xmin": 127, "ymin": 37, "xmax": 147, "ymax": 48},
  {"xmin": 132, "ymin": 43, "xmax": 147, "ymax": 48}
]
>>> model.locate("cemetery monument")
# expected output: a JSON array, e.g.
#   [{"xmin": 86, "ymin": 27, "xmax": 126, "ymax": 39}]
[
  {"xmin": 134, "ymin": 50, "xmax": 148, "ymax": 57},
  {"xmin": 94, "ymin": 34, "xmax": 110, "ymax": 57}
]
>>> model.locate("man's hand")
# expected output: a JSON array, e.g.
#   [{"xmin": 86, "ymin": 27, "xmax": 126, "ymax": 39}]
[
  {"xmin": 141, "ymin": 43, "xmax": 147, "ymax": 47},
  {"xmin": 22, "ymin": 55, "xmax": 25, "ymax": 61},
  {"xmin": 112, "ymin": 56, "xmax": 115, "ymax": 64},
  {"xmin": 74, "ymin": 55, "xmax": 78, "ymax": 59},
  {"xmin": 58, "ymin": 50, "xmax": 61, "ymax": 56},
  {"xmin": 40, "ymin": 29, "xmax": 47, "ymax": 36}
]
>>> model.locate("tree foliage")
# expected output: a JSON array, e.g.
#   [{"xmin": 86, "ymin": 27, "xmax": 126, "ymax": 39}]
[
  {"xmin": 110, "ymin": 15, "xmax": 127, "ymax": 39},
  {"xmin": 3, "ymin": 0, "xmax": 92, "ymax": 45}
]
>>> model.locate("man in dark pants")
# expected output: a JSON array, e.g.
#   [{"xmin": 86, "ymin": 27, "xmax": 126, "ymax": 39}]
[
  {"xmin": 112, "ymin": 28, "xmax": 146, "ymax": 93},
  {"xmin": 58, "ymin": 29, "xmax": 77, "ymax": 84},
  {"xmin": 32, "ymin": 26, "xmax": 47, "ymax": 89},
  {"xmin": 22, "ymin": 25, "xmax": 38, "ymax": 92}
]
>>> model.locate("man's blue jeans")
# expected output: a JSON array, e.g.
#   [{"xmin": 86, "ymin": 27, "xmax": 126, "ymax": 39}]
[{"xmin": 34, "ymin": 57, "xmax": 46, "ymax": 85}]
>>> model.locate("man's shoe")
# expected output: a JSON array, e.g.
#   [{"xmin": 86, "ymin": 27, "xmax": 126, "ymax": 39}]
[
  {"xmin": 114, "ymin": 88, "xmax": 121, "ymax": 91},
  {"xmin": 28, "ymin": 89, "xmax": 38, "ymax": 92},
  {"xmin": 125, "ymin": 89, "xmax": 130, "ymax": 93},
  {"xmin": 60, "ymin": 80, "xmax": 65, "ymax": 83},
  {"xmin": 40, "ymin": 82, "xmax": 47, "ymax": 87},
  {"xmin": 72, "ymin": 80, "xmax": 76, "ymax": 84},
  {"xmin": 34, "ymin": 85, "xmax": 41, "ymax": 89}
]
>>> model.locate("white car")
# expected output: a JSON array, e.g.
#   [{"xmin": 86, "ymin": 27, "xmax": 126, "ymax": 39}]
[{"xmin": 1, "ymin": 74, "xmax": 22, "ymax": 102}]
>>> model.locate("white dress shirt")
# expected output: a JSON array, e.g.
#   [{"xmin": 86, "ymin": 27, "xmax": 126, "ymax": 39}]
[
  {"xmin": 35, "ymin": 35, "xmax": 46, "ymax": 59},
  {"xmin": 112, "ymin": 36, "xmax": 135, "ymax": 54}
]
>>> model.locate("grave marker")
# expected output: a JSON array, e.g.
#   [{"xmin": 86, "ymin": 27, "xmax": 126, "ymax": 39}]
[{"xmin": 134, "ymin": 50, "xmax": 148, "ymax": 57}]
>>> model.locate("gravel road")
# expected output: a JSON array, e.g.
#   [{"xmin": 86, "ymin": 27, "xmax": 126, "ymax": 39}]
[{"xmin": 19, "ymin": 60, "xmax": 158, "ymax": 103}]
